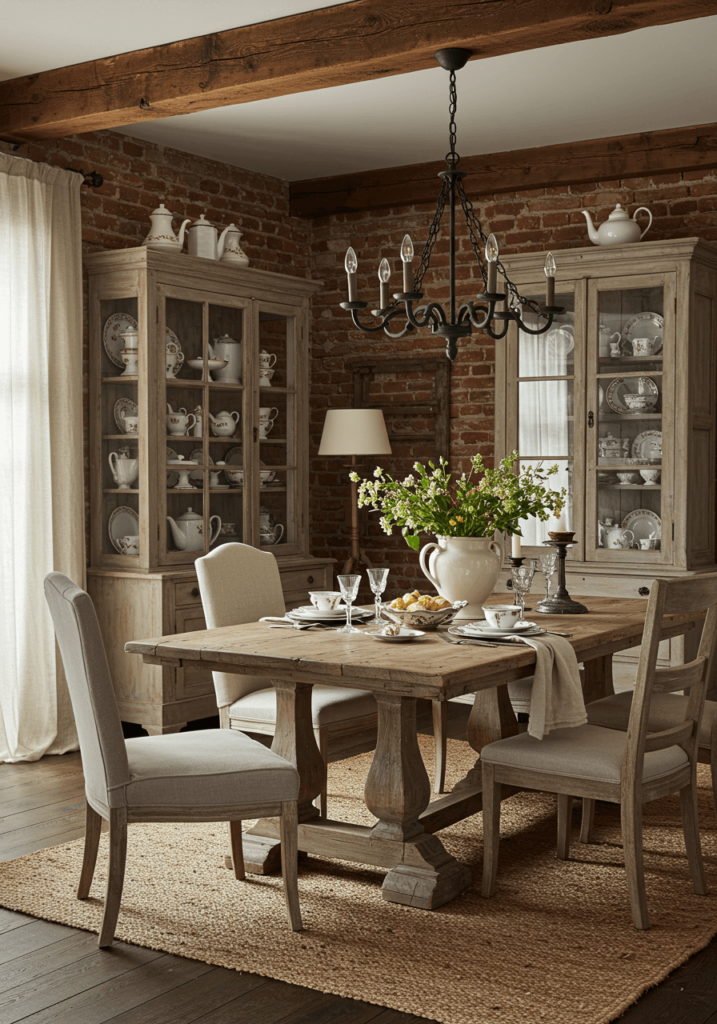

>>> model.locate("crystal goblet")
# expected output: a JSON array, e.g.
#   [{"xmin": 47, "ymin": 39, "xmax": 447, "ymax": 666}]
[
  {"xmin": 510, "ymin": 563, "xmax": 536, "ymax": 624},
  {"xmin": 366, "ymin": 567, "xmax": 389, "ymax": 625},
  {"xmin": 336, "ymin": 574, "xmax": 362, "ymax": 634},
  {"xmin": 539, "ymin": 553, "xmax": 558, "ymax": 602}
]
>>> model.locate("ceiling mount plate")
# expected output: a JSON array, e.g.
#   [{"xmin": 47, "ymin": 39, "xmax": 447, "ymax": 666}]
[{"xmin": 434, "ymin": 48, "xmax": 472, "ymax": 72}]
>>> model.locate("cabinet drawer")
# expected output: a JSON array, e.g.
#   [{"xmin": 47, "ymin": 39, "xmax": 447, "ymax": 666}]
[
  {"xmin": 280, "ymin": 567, "xmax": 331, "ymax": 594},
  {"xmin": 175, "ymin": 581, "xmax": 201, "ymax": 607}
]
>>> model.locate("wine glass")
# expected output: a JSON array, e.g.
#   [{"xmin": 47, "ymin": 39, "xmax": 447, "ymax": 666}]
[
  {"xmin": 510, "ymin": 563, "xmax": 536, "ymax": 624},
  {"xmin": 336, "ymin": 574, "xmax": 362, "ymax": 634},
  {"xmin": 366, "ymin": 567, "xmax": 389, "ymax": 625},
  {"xmin": 539, "ymin": 553, "xmax": 558, "ymax": 602}
]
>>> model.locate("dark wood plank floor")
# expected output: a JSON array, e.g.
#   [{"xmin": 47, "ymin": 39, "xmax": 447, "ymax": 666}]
[{"xmin": 2, "ymin": 737, "xmax": 717, "ymax": 1023}]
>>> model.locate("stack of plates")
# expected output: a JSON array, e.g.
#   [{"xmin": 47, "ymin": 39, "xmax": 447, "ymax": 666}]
[
  {"xmin": 287, "ymin": 605, "xmax": 371, "ymax": 624},
  {"xmin": 448, "ymin": 619, "xmax": 543, "ymax": 639}
]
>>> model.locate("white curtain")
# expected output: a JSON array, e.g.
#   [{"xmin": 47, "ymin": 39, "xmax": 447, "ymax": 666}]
[{"xmin": 0, "ymin": 154, "xmax": 85, "ymax": 761}]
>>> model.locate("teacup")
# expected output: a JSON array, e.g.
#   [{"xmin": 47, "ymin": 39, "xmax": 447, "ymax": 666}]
[
  {"xmin": 118, "ymin": 534, "xmax": 139, "ymax": 555},
  {"xmin": 122, "ymin": 414, "xmax": 139, "ymax": 435},
  {"xmin": 482, "ymin": 604, "xmax": 522, "ymax": 629},
  {"xmin": 259, "ymin": 406, "xmax": 278, "ymax": 438},
  {"xmin": 623, "ymin": 394, "xmax": 651, "ymax": 411},
  {"xmin": 616, "ymin": 471, "xmax": 637, "ymax": 484},
  {"xmin": 640, "ymin": 469, "xmax": 660, "ymax": 484},
  {"xmin": 639, "ymin": 538, "xmax": 658, "ymax": 550},
  {"xmin": 310, "ymin": 591, "xmax": 343, "ymax": 612},
  {"xmin": 631, "ymin": 336, "xmax": 661, "ymax": 356},
  {"xmin": 259, "ymin": 367, "xmax": 275, "ymax": 387},
  {"xmin": 219, "ymin": 522, "xmax": 237, "ymax": 537}
]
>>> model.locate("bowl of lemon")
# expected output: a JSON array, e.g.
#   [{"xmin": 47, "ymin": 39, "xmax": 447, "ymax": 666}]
[{"xmin": 381, "ymin": 590, "xmax": 467, "ymax": 630}]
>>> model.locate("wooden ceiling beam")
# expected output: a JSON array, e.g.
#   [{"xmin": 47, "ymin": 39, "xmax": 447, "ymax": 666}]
[
  {"xmin": 1, "ymin": 0, "xmax": 715, "ymax": 140},
  {"xmin": 289, "ymin": 121, "xmax": 717, "ymax": 217}
]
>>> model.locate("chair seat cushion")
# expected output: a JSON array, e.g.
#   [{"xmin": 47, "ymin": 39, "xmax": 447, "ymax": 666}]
[
  {"xmin": 587, "ymin": 692, "xmax": 715, "ymax": 749},
  {"xmin": 228, "ymin": 683, "xmax": 377, "ymax": 729},
  {"xmin": 121, "ymin": 729, "xmax": 298, "ymax": 809},
  {"xmin": 480, "ymin": 723, "xmax": 688, "ymax": 785}
]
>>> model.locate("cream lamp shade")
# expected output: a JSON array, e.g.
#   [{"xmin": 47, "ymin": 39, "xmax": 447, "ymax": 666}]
[{"xmin": 318, "ymin": 409, "xmax": 392, "ymax": 456}]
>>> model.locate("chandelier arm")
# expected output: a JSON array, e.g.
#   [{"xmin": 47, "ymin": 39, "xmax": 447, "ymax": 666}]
[
  {"xmin": 482, "ymin": 318, "xmax": 512, "ymax": 341},
  {"xmin": 382, "ymin": 321, "xmax": 416, "ymax": 340},
  {"xmin": 403, "ymin": 299, "xmax": 444, "ymax": 330},
  {"xmin": 515, "ymin": 312, "xmax": 556, "ymax": 336},
  {"xmin": 348, "ymin": 308, "xmax": 406, "ymax": 335},
  {"xmin": 458, "ymin": 301, "xmax": 492, "ymax": 330}
]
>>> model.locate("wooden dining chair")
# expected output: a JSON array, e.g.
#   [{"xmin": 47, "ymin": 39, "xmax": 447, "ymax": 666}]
[
  {"xmin": 480, "ymin": 575, "xmax": 717, "ymax": 929},
  {"xmin": 44, "ymin": 572, "xmax": 303, "ymax": 947},
  {"xmin": 196, "ymin": 543, "xmax": 378, "ymax": 817}
]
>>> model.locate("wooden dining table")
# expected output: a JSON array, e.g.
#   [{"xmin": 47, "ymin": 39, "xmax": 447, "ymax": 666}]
[{"xmin": 125, "ymin": 595, "xmax": 700, "ymax": 911}]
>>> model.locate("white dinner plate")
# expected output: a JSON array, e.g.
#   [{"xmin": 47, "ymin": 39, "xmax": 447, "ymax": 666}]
[
  {"xmin": 364, "ymin": 627, "xmax": 426, "ymax": 643},
  {"xmin": 622, "ymin": 508, "xmax": 661, "ymax": 543},
  {"xmin": 288, "ymin": 605, "xmax": 371, "ymax": 622},
  {"xmin": 108, "ymin": 506, "xmax": 139, "ymax": 553},
  {"xmin": 458, "ymin": 620, "xmax": 538, "ymax": 635},
  {"xmin": 103, "ymin": 312, "xmax": 138, "ymax": 368}
]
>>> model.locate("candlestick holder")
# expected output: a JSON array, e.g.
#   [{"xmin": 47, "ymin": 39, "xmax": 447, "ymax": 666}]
[{"xmin": 537, "ymin": 536, "xmax": 588, "ymax": 614}]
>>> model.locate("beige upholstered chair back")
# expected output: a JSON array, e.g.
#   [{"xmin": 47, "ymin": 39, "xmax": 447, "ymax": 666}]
[
  {"xmin": 196, "ymin": 543, "xmax": 286, "ymax": 708},
  {"xmin": 44, "ymin": 573, "xmax": 130, "ymax": 812}
]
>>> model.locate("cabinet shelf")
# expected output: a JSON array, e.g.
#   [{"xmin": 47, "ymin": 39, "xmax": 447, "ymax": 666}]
[
  {"xmin": 103, "ymin": 488, "xmax": 139, "ymax": 493},
  {"xmin": 599, "ymin": 355, "xmax": 663, "ymax": 365},
  {"xmin": 102, "ymin": 375, "xmax": 138, "ymax": 383},
  {"xmin": 104, "ymin": 433, "xmax": 139, "ymax": 441},
  {"xmin": 599, "ymin": 412, "xmax": 662, "ymax": 421},
  {"xmin": 601, "ymin": 483, "xmax": 661, "ymax": 490}
]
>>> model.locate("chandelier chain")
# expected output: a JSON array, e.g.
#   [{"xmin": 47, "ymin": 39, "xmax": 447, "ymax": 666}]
[
  {"xmin": 446, "ymin": 70, "xmax": 459, "ymax": 167},
  {"xmin": 413, "ymin": 176, "xmax": 450, "ymax": 293}
]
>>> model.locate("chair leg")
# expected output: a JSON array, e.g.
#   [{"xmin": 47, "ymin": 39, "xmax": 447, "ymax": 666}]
[
  {"xmin": 621, "ymin": 795, "xmax": 649, "ymax": 930},
  {"xmin": 557, "ymin": 794, "xmax": 573, "ymax": 860},
  {"xmin": 680, "ymin": 780, "xmax": 707, "ymax": 896},
  {"xmin": 77, "ymin": 801, "xmax": 103, "ymax": 899},
  {"xmin": 228, "ymin": 820, "xmax": 245, "ymax": 880},
  {"xmin": 580, "ymin": 798, "xmax": 596, "ymax": 844},
  {"xmin": 98, "ymin": 807, "xmax": 127, "ymax": 948},
  {"xmin": 315, "ymin": 729, "xmax": 328, "ymax": 818},
  {"xmin": 481, "ymin": 763, "xmax": 501, "ymax": 898},
  {"xmin": 710, "ymin": 745, "xmax": 717, "ymax": 821},
  {"xmin": 432, "ymin": 700, "xmax": 448, "ymax": 794},
  {"xmin": 280, "ymin": 801, "xmax": 303, "ymax": 932}
]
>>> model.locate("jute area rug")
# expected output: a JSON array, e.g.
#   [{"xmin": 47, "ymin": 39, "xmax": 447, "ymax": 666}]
[{"xmin": 2, "ymin": 736, "xmax": 717, "ymax": 1024}]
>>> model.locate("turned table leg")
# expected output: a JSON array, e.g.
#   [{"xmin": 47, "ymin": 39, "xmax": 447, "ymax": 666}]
[
  {"xmin": 364, "ymin": 693, "xmax": 472, "ymax": 909},
  {"xmin": 452, "ymin": 684, "xmax": 519, "ymax": 793},
  {"xmin": 243, "ymin": 680, "xmax": 324, "ymax": 874}
]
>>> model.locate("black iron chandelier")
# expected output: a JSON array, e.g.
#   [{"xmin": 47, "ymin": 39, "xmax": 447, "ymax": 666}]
[{"xmin": 340, "ymin": 48, "xmax": 563, "ymax": 361}]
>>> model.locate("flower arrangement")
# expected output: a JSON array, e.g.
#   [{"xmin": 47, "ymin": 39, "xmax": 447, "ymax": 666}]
[{"xmin": 350, "ymin": 451, "xmax": 566, "ymax": 551}]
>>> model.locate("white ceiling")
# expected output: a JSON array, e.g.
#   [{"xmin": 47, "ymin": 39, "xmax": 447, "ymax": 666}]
[{"xmin": 3, "ymin": 4, "xmax": 717, "ymax": 182}]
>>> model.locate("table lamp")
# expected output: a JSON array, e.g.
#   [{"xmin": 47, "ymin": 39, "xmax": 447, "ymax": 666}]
[{"xmin": 318, "ymin": 409, "xmax": 392, "ymax": 574}]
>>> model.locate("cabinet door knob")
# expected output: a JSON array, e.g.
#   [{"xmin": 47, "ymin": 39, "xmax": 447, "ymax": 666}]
[
  {"xmin": 191, "ymin": 587, "xmax": 199, "ymax": 598},
  {"xmin": 587, "ymin": 411, "xmax": 594, "ymax": 428},
  {"xmin": 307, "ymin": 576, "xmax": 314, "ymax": 584},
  {"xmin": 638, "ymin": 586, "xmax": 650, "ymax": 597}
]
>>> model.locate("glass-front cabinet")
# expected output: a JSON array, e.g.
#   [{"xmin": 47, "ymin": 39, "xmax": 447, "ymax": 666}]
[
  {"xmin": 497, "ymin": 237, "xmax": 717, "ymax": 588},
  {"xmin": 85, "ymin": 248, "xmax": 331, "ymax": 735}
]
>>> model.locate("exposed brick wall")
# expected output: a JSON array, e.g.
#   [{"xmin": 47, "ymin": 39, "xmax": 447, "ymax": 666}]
[
  {"xmin": 4, "ymin": 131, "xmax": 716, "ymax": 597},
  {"xmin": 308, "ymin": 171, "xmax": 717, "ymax": 596}
]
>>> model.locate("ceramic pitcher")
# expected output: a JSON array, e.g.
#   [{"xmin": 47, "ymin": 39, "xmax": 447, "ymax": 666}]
[{"xmin": 419, "ymin": 535, "xmax": 505, "ymax": 619}]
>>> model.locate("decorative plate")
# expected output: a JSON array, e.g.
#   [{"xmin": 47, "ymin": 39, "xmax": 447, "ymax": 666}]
[
  {"xmin": 622, "ymin": 508, "xmax": 661, "ymax": 543},
  {"xmin": 605, "ymin": 377, "xmax": 659, "ymax": 415},
  {"xmin": 103, "ymin": 313, "xmax": 138, "ymax": 368},
  {"xmin": 189, "ymin": 448, "xmax": 212, "ymax": 487},
  {"xmin": 364, "ymin": 627, "xmax": 426, "ymax": 643},
  {"xmin": 546, "ymin": 325, "xmax": 575, "ymax": 358},
  {"xmin": 166, "ymin": 447, "xmax": 179, "ymax": 488},
  {"xmin": 108, "ymin": 506, "xmax": 139, "ymax": 554},
  {"xmin": 224, "ymin": 446, "xmax": 243, "ymax": 486},
  {"xmin": 114, "ymin": 397, "xmax": 139, "ymax": 434},
  {"xmin": 631, "ymin": 430, "xmax": 662, "ymax": 460},
  {"xmin": 622, "ymin": 312, "xmax": 664, "ymax": 352}
]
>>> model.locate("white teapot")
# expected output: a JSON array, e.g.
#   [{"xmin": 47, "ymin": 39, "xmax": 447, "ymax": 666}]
[
  {"xmin": 604, "ymin": 526, "xmax": 634, "ymax": 549},
  {"xmin": 582, "ymin": 203, "xmax": 652, "ymax": 246},
  {"xmin": 143, "ymin": 204, "xmax": 190, "ymax": 252},
  {"xmin": 212, "ymin": 334, "xmax": 242, "ymax": 384},
  {"xmin": 167, "ymin": 507, "xmax": 221, "ymax": 551},
  {"xmin": 219, "ymin": 224, "xmax": 250, "ymax": 265},
  {"xmin": 209, "ymin": 409, "xmax": 240, "ymax": 437}
]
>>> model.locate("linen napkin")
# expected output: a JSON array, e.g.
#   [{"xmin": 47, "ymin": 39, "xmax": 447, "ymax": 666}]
[{"xmin": 519, "ymin": 634, "xmax": 586, "ymax": 740}]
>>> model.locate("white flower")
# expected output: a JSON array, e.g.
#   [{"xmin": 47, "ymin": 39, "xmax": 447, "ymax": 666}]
[{"xmin": 374, "ymin": 467, "xmax": 382, "ymax": 478}]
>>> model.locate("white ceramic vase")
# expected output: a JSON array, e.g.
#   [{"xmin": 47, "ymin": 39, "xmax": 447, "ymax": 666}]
[{"xmin": 419, "ymin": 535, "xmax": 505, "ymax": 619}]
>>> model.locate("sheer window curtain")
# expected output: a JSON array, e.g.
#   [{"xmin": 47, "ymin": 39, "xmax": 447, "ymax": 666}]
[{"xmin": 0, "ymin": 154, "xmax": 85, "ymax": 761}]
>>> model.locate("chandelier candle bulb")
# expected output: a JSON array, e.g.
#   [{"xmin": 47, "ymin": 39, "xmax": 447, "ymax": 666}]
[
  {"xmin": 378, "ymin": 258, "xmax": 391, "ymax": 309},
  {"xmin": 485, "ymin": 233, "xmax": 499, "ymax": 294},
  {"xmin": 544, "ymin": 252, "xmax": 557, "ymax": 307},
  {"xmin": 400, "ymin": 234, "xmax": 414, "ymax": 292},
  {"xmin": 345, "ymin": 247, "xmax": 358, "ymax": 302}
]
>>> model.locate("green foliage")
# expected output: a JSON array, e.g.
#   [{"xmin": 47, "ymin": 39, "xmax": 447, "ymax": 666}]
[{"xmin": 350, "ymin": 451, "xmax": 566, "ymax": 550}]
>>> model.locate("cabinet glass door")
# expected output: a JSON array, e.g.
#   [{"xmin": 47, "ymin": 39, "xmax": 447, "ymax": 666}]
[
  {"xmin": 511, "ymin": 288, "xmax": 581, "ymax": 553},
  {"xmin": 162, "ymin": 289, "xmax": 247, "ymax": 564},
  {"xmin": 256, "ymin": 304, "xmax": 299, "ymax": 553},
  {"xmin": 587, "ymin": 274, "xmax": 674, "ymax": 563}
]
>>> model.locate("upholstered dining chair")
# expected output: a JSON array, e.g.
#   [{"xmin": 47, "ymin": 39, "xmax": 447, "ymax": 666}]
[
  {"xmin": 480, "ymin": 575, "xmax": 717, "ymax": 930},
  {"xmin": 195, "ymin": 543, "xmax": 378, "ymax": 816},
  {"xmin": 44, "ymin": 572, "xmax": 303, "ymax": 947}
]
